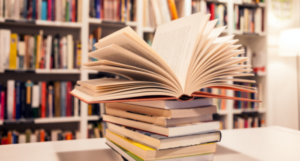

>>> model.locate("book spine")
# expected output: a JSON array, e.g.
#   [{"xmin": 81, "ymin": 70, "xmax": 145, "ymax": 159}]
[
  {"xmin": 41, "ymin": 82, "xmax": 46, "ymax": 118},
  {"xmin": 60, "ymin": 82, "xmax": 65, "ymax": 117},
  {"xmin": 72, "ymin": 0, "xmax": 75, "ymax": 22},
  {"xmin": 0, "ymin": 90, "xmax": 4, "ymax": 120},
  {"xmin": 54, "ymin": 82, "xmax": 60, "ymax": 117},
  {"xmin": 15, "ymin": 81, "xmax": 21, "ymax": 119},
  {"xmin": 7, "ymin": 80, "xmax": 15, "ymax": 120},
  {"xmin": 48, "ymin": 85, "xmax": 53, "ymax": 117},
  {"xmin": 9, "ymin": 33, "xmax": 18, "ymax": 69},
  {"xmin": 47, "ymin": 0, "xmax": 51, "ymax": 20},
  {"xmin": 67, "ymin": 35, "xmax": 73, "ymax": 69}
]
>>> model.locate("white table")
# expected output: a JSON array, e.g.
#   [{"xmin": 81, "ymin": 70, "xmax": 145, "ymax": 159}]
[{"xmin": 0, "ymin": 126, "xmax": 299, "ymax": 161}]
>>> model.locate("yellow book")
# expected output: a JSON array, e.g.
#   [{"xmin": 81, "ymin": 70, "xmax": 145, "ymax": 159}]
[
  {"xmin": 88, "ymin": 104, "xmax": 92, "ymax": 115},
  {"xmin": 106, "ymin": 130, "xmax": 216, "ymax": 161},
  {"xmin": 121, "ymin": 0, "xmax": 125, "ymax": 22},
  {"xmin": 9, "ymin": 33, "xmax": 18, "ymax": 69},
  {"xmin": 168, "ymin": 0, "xmax": 178, "ymax": 20},
  {"xmin": 36, "ymin": 30, "xmax": 43, "ymax": 69}
]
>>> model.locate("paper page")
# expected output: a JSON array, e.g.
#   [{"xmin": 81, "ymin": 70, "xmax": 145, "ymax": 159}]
[{"xmin": 151, "ymin": 12, "xmax": 206, "ymax": 91}]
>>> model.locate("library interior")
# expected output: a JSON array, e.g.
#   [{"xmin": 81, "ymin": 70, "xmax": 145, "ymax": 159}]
[{"xmin": 0, "ymin": 0, "xmax": 299, "ymax": 161}]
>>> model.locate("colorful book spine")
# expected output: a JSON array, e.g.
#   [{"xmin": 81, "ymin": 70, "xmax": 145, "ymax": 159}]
[
  {"xmin": 41, "ymin": 82, "xmax": 46, "ymax": 118},
  {"xmin": 42, "ymin": 0, "xmax": 47, "ymax": 20},
  {"xmin": 60, "ymin": 82, "xmax": 66, "ymax": 117}
]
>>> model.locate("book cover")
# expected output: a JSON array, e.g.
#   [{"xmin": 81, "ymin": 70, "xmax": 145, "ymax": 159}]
[
  {"xmin": 9, "ymin": 33, "xmax": 18, "ymax": 69},
  {"xmin": 41, "ymin": 82, "xmax": 46, "ymax": 118},
  {"xmin": 54, "ymin": 81, "xmax": 61, "ymax": 117},
  {"xmin": 20, "ymin": 82, "xmax": 26, "ymax": 118},
  {"xmin": 60, "ymin": 82, "xmax": 66, "ymax": 117},
  {"xmin": 32, "ymin": 84, "xmax": 40, "ymax": 118},
  {"xmin": 41, "ymin": 0, "xmax": 47, "ymax": 20},
  {"xmin": 48, "ymin": 85, "xmax": 53, "ymax": 117},
  {"xmin": 47, "ymin": 0, "xmax": 51, "ymax": 20},
  {"xmin": 15, "ymin": 81, "xmax": 21, "ymax": 119},
  {"xmin": 7, "ymin": 80, "xmax": 15, "ymax": 120}
]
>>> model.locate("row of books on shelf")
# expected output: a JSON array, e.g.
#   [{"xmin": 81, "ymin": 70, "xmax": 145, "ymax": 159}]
[
  {"xmin": 0, "ymin": 80, "xmax": 81, "ymax": 120},
  {"xmin": 234, "ymin": 115, "xmax": 265, "ymax": 129},
  {"xmin": 88, "ymin": 27, "xmax": 102, "ymax": 61},
  {"xmin": 89, "ymin": 0, "xmax": 136, "ymax": 22},
  {"xmin": 206, "ymin": 3, "xmax": 227, "ymax": 28},
  {"xmin": 143, "ymin": 0, "xmax": 179, "ymax": 28},
  {"xmin": 87, "ymin": 122, "xmax": 106, "ymax": 138},
  {"xmin": 0, "ymin": 0, "xmax": 82, "ymax": 22},
  {"xmin": 0, "ymin": 129, "xmax": 80, "ymax": 145},
  {"xmin": 236, "ymin": 0, "xmax": 265, "ymax": 4},
  {"xmin": 0, "ymin": 29, "xmax": 81, "ymax": 72},
  {"xmin": 233, "ymin": 82, "xmax": 262, "ymax": 109},
  {"xmin": 234, "ymin": 5, "xmax": 265, "ymax": 34}
]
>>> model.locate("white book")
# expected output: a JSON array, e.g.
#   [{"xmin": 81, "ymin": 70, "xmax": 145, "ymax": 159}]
[
  {"xmin": 0, "ymin": 29, "xmax": 10, "ymax": 71},
  {"xmin": 46, "ymin": 35, "xmax": 52, "ymax": 70},
  {"xmin": 158, "ymin": 0, "xmax": 171, "ymax": 24},
  {"xmin": 255, "ymin": 8, "xmax": 262, "ymax": 33},
  {"xmin": 7, "ymin": 80, "xmax": 15, "ymax": 120},
  {"xmin": 74, "ymin": 97, "xmax": 79, "ymax": 116},
  {"xmin": 75, "ymin": 131, "xmax": 81, "ymax": 140},
  {"xmin": 30, "ymin": 134, "xmax": 36, "ymax": 143},
  {"xmin": 67, "ymin": 34, "xmax": 73, "ymax": 69},
  {"xmin": 77, "ymin": 0, "xmax": 82, "ymax": 22},
  {"xmin": 51, "ymin": 130, "xmax": 61, "ymax": 141},
  {"xmin": 62, "ymin": 0, "xmax": 66, "ymax": 21},
  {"xmin": 13, "ymin": 0, "xmax": 19, "ymax": 20},
  {"xmin": 32, "ymin": 85, "xmax": 40, "ymax": 108},
  {"xmin": 60, "ymin": 37, "xmax": 67, "ymax": 68},
  {"xmin": 19, "ymin": 134, "xmax": 26, "ymax": 143},
  {"xmin": 4, "ymin": 0, "xmax": 9, "ymax": 18},
  {"xmin": 56, "ymin": 0, "xmax": 61, "ymax": 21},
  {"xmin": 150, "ymin": 0, "xmax": 163, "ymax": 26},
  {"xmin": 0, "ymin": 0, "xmax": 3, "ymax": 18},
  {"xmin": 29, "ymin": 36, "xmax": 35, "ymax": 69}
]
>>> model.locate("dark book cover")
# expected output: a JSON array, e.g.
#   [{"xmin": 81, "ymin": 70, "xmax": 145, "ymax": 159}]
[
  {"xmin": 54, "ymin": 82, "xmax": 61, "ymax": 117},
  {"xmin": 15, "ymin": 81, "xmax": 21, "ymax": 119},
  {"xmin": 21, "ymin": 82, "xmax": 26, "ymax": 118}
]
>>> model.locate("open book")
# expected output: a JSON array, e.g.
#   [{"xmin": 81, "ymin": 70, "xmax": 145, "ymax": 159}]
[{"xmin": 71, "ymin": 12, "xmax": 260, "ymax": 103}]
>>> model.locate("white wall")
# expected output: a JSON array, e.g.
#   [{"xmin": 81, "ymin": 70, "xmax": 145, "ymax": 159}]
[{"xmin": 267, "ymin": 0, "xmax": 300, "ymax": 129}]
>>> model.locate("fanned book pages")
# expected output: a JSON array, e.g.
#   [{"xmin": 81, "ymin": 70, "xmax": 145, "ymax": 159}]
[{"xmin": 71, "ymin": 12, "xmax": 261, "ymax": 103}]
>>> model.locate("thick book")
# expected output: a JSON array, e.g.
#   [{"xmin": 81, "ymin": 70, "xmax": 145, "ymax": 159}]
[
  {"xmin": 106, "ymin": 130, "xmax": 216, "ymax": 161},
  {"xmin": 107, "ymin": 123, "xmax": 221, "ymax": 150},
  {"xmin": 107, "ymin": 139, "xmax": 214, "ymax": 161},
  {"xmin": 71, "ymin": 13, "xmax": 260, "ymax": 103},
  {"xmin": 103, "ymin": 114, "xmax": 219, "ymax": 137},
  {"xmin": 105, "ymin": 106, "xmax": 214, "ymax": 126}
]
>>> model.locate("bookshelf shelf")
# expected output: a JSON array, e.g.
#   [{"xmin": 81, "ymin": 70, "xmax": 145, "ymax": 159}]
[
  {"xmin": 88, "ymin": 115, "xmax": 100, "ymax": 121},
  {"xmin": 143, "ymin": 27, "xmax": 155, "ymax": 33},
  {"xmin": 35, "ymin": 69, "xmax": 81, "ymax": 74},
  {"xmin": 0, "ymin": 19, "xmax": 82, "ymax": 28},
  {"xmin": 205, "ymin": 0, "xmax": 227, "ymax": 3},
  {"xmin": 233, "ymin": 108, "xmax": 266, "ymax": 114},
  {"xmin": 233, "ymin": 2, "xmax": 266, "ymax": 8},
  {"xmin": 217, "ymin": 110, "xmax": 228, "ymax": 115},
  {"xmin": 88, "ymin": 18, "xmax": 137, "ymax": 27},
  {"xmin": 233, "ymin": 30, "xmax": 266, "ymax": 37},
  {"xmin": 34, "ymin": 117, "xmax": 81, "ymax": 124}
]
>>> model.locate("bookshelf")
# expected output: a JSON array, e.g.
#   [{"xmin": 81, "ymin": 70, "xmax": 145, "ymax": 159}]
[{"xmin": 0, "ymin": 0, "xmax": 268, "ymax": 143}]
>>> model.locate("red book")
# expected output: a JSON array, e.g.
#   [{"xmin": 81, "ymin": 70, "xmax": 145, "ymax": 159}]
[
  {"xmin": 66, "ymin": 82, "xmax": 72, "ymax": 116},
  {"xmin": 72, "ymin": 0, "xmax": 76, "ymax": 22},
  {"xmin": 13, "ymin": 90, "xmax": 16, "ymax": 119},
  {"xmin": 48, "ymin": 0, "xmax": 52, "ymax": 20},
  {"xmin": 7, "ymin": 132, "xmax": 12, "ymax": 144},
  {"xmin": 244, "ymin": 119, "xmax": 248, "ymax": 128},
  {"xmin": 0, "ymin": 91, "xmax": 5, "ymax": 120},
  {"xmin": 40, "ymin": 130, "xmax": 45, "ymax": 142},
  {"xmin": 41, "ymin": 82, "xmax": 47, "ymax": 118},
  {"xmin": 1, "ymin": 137, "xmax": 8, "ymax": 145},
  {"xmin": 209, "ymin": 3, "xmax": 215, "ymax": 21},
  {"xmin": 101, "ymin": 0, "xmax": 104, "ymax": 19}
]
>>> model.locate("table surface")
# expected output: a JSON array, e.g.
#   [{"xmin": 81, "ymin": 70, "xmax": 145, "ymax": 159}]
[{"xmin": 0, "ymin": 126, "xmax": 299, "ymax": 161}]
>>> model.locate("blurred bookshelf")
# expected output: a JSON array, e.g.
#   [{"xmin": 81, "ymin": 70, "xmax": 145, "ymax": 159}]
[{"xmin": 0, "ymin": 0, "xmax": 268, "ymax": 145}]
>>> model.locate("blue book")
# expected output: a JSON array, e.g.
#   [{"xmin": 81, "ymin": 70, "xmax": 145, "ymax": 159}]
[
  {"xmin": 95, "ymin": 0, "xmax": 100, "ymax": 18},
  {"xmin": 42, "ymin": 0, "xmax": 47, "ymax": 20},
  {"xmin": 60, "ymin": 82, "xmax": 66, "ymax": 117},
  {"xmin": 32, "ymin": 0, "xmax": 36, "ymax": 20},
  {"xmin": 21, "ymin": 82, "xmax": 26, "ymax": 118},
  {"xmin": 12, "ymin": 133, "xmax": 18, "ymax": 144},
  {"xmin": 16, "ymin": 81, "xmax": 21, "ymax": 119}
]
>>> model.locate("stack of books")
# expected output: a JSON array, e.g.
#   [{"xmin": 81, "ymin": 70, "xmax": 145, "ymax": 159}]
[
  {"xmin": 104, "ymin": 100, "xmax": 220, "ymax": 160},
  {"xmin": 71, "ymin": 12, "xmax": 260, "ymax": 161}
]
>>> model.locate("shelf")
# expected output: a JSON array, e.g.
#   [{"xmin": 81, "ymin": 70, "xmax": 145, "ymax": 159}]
[
  {"xmin": 217, "ymin": 110, "xmax": 228, "ymax": 115},
  {"xmin": 234, "ymin": 1, "xmax": 266, "ymax": 7},
  {"xmin": 89, "ymin": 18, "xmax": 137, "ymax": 27},
  {"xmin": 88, "ymin": 115, "xmax": 100, "ymax": 121},
  {"xmin": 35, "ymin": 69, "xmax": 81, "ymax": 74},
  {"xmin": 205, "ymin": 0, "xmax": 227, "ymax": 3},
  {"xmin": 0, "ymin": 19, "xmax": 81, "ymax": 28},
  {"xmin": 233, "ymin": 108, "xmax": 266, "ymax": 114},
  {"xmin": 143, "ymin": 27, "xmax": 155, "ymax": 33},
  {"xmin": 233, "ymin": 30, "xmax": 266, "ymax": 37},
  {"xmin": 34, "ymin": 117, "xmax": 81, "ymax": 124}
]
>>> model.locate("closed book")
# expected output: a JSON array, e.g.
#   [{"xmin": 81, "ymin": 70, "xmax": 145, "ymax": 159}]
[
  {"xmin": 18, "ymin": 40, "xmax": 26, "ymax": 69},
  {"xmin": 7, "ymin": 80, "xmax": 15, "ymax": 120},
  {"xmin": 45, "ymin": 35, "xmax": 52, "ymax": 70},
  {"xmin": 54, "ymin": 82, "xmax": 61, "ymax": 117},
  {"xmin": 107, "ymin": 139, "xmax": 214, "ymax": 161},
  {"xmin": 0, "ymin": 30, "xmax": 11, "ymax": 72},
  {"xmin": 103, "ymin": 115, "xmax": 219, "ymax": 137},
  {"xmin": 67, "ymin": 34, "xmax": 73, "ymax": 69},
  {"xmin": 20, "ymin": 82, "xmax": 26, "ymax": 118},
  {"xmin": 25, "ymin": 129, "xmax": 31, "ymax": 143},
  {"xmin": 0, "ymin": 90, "xmax": 5, "ymax": 120},
  {"xmin": 66, "ymin": 82, "xmax": 72, "ymax": 116},
  {"xmin": 15, "ymin": 81, "xmax": 21, "ymax": 119},
  {"xmin": 52, "ymin": 0, "xmax": 55, "ymax": 21},
  {"xmin": 18, "ymin": 134, "xmax": 26, "ymax": 143},
  {"xmin": 40, "ymin": 130, "xmax": 45, "ymax": 142},
  {"xmin": 106, "ymin": 130, "xmax": 217, "ymax": 161},
  {"xmin": 105, "ymin": 106, "xmax": 214, "ymax": 127},
  {"xmin": 41, "ymin": 82, "xmax": 46, "ymax": 118},
  {"xmin": 32, "ymin": 84, "xmax": 40, "ymax": 118},
  {"xmin": 41, "ymin": 0, "xmax": 47, "ymax": 20},
  {"xmin": 106, "ymin": 102, "xmax": 216, "ymax": 118},
  {"xmin": 48, "ymin": 85, "xmax": 53, "ymax": 118},
  {"xmin": 25, "ymin": 81, "xmax": 33, "ymax": 118},
  {"xmin": 108, "ymin": 123, "xmax": 221, "ymax": 150},
  {"xmin": 9, "ymin": 33, "xmax": 18, "ymax": 69},
  {"xmin": 60, "ymin": 82, "xmax": 66, "ymax": 117},
  {"xmin": 72, "ymin": 0, "xmax": 76, "ymax": 22},
  {"xmin": 66, "ymin": 0, "xmax": 69, "ymax": 22}
]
